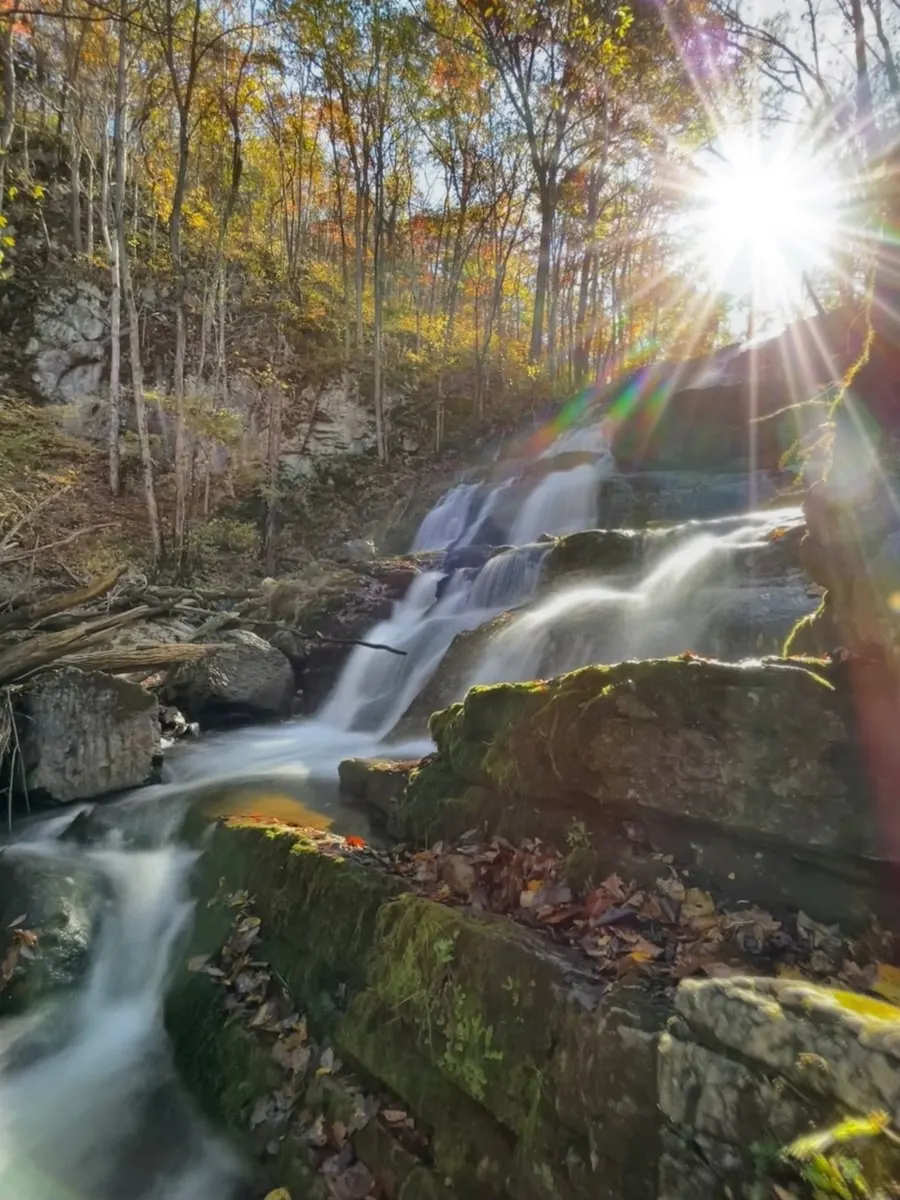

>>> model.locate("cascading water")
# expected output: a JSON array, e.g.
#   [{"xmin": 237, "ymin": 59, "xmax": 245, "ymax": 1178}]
[
  {"xmin": 0, "ymin": 412, "xmax": 813, "ymax": 1192},
  {"xmin": 320, "ymin": 545, "xmax": 546, "ymax": 736},
  {"xmin": 507, "ymin": 462, "xmax": 606, "ymax": 543},
  {"xmin": 0, "ymin": 821, "xmax": 246, "ymax": 1200},
  {"xmin": 411, "ymin": 483, "xmax": 481, "ymax": 550},
  {"xmin": 469, "ymin": 508, "xmax": 809, "ymax": 688}
]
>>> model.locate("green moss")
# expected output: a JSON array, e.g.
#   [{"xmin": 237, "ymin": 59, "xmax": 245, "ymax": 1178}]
[
  {"xmin": 784, "ymin": 598, "xmax": 833, "ymax": 658},
  {"xmin": 189, "ymin": 819, "xmax": 407, "ymax": 1031}
]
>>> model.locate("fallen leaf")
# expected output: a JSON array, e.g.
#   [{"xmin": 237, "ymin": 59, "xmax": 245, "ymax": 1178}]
[
  {"xmin": 187, "ymin": 954, "xmax": 211, "ymax": 973},
  {"xmin": 681, "ymin": 888, "xmax": 715, "ymax": 922},
  {"xmin": 263, "ymin": 1191, "xmax": 291, "ymax": 1200},
  {"xmin": 202, "ymin": 964, "xmax": 226, "ymax": 978},
  {"xmin": 6, "ymin": 914, "xmax": 27, "ymax": 929},
  {"xmin": 345, "ymin": 836, "xmax": 366, "ymax": 849},
  {"xmin": 872, "ymin": 962, "xmax": 900, "ymax": 1006}
]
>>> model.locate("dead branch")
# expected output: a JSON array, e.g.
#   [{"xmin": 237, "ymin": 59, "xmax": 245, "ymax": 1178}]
[
  {"xmin": 0, "ymin": 524, "xmax": 117, "ymax": 568},
  {"xmin": 56, "ymin": 643, "xmax": 226, "ymax": 674},
  {"xmin": 0, "ymin": 605, "xmax": 167, "ymax": 686},
  {"xmin": 0, "ymin": 568, "xmax": 125, "ymax": 634}
]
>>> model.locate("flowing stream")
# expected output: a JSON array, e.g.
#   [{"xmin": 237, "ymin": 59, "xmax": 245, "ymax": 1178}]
[{"xmin": 0, "ymin": 422, "xmax": 814, "ymax": 1197}]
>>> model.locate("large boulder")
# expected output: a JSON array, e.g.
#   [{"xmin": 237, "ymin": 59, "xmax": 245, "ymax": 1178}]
[
  {"xmin": 162, "ymin": 629, "xmax": 294, "ymax": 725},
  {"xmin": 21, "ymin": 667, "xmax": 160, "ymax": 802},
  {"xmin": 170, "ymin": 819, "xmax": 665, "ymax": 1200},
  {"xmin": 393, "ymin": 658, "xmax": 881, "ymax": 923},
  {"xmin": 659, "ymin": 976, "xmax": 900, "ymax": 1199}
]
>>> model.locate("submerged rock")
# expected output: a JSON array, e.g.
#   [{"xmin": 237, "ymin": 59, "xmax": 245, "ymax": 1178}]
[
  {"xmin": 21, "ymin": 667, "xmax": 160, "ymax": 802},
  {"xmin": 162, "ymin": 629, "xmax": 295, "ymax": 725}
]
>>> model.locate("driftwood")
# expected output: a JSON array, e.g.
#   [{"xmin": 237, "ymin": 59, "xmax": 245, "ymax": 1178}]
[
  {"xmin": 55, "ymin": 642, "xmax": 226, "ymax": 675},
  {"xmin": 0, "ymin": 565, "xmax": 407, "ymax": 694},
  {"xmin": 0, "ymin": 567, "xmax": 126, "ymax": 634},
  {"xmin": 0, "ymin": 605, "xmax": 165, "ymax": 686}
]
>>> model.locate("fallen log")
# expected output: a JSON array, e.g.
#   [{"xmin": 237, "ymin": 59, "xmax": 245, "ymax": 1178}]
[
  {"xmin": 0, "ymin": 605, "xmax": 167, "ymax": 686},
  {"xmin": 55, "ymin": 642, "xmax": 226, "ymax": 675},
  {"xmin": 0, "ymin": 568, "xmax": 125, "ymax": 635}
]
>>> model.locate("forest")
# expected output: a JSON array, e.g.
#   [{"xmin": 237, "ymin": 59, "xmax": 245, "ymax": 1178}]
[{"xmin": 0, "ymin": 0, "xmax": 898, "ymax": 570}]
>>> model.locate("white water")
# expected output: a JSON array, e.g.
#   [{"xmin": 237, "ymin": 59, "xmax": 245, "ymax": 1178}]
[
  {"xmin": 411, "ymin": 483, "xmax": 480, "ymax": 550},
  {"xmin": 507, "ymin": 462, "xmax": 606, "ymax": 543},
  {"xmin": 0, "ymin": 829, "xmax": 246, "ymax": 1200},
  {"xmin": 320, "ymin": 546, "xmax": 545, "ymax": 736},
  {"xmin": 470, "ymin": 509, "xmax": 805, "ymax": 687}
]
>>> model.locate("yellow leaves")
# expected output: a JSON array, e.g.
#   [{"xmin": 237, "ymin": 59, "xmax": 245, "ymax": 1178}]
[{"xmin": 263, "ymin": 1190, "xmax": 292, "ymax": 1200}]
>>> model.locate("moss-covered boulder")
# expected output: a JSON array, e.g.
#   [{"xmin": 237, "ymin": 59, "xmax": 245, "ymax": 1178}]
[
  {"xmin": 394, "ymin": 657, "xmax": 879, "ymax": 923},
  {"xmin": 170, "ymin": 819, "xmax": 668, "ymax": 1200}
]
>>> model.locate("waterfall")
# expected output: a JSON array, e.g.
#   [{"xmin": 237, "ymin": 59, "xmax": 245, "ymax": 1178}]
[
  {"xmin": 0, "ymin": 830, "xmax": 245, "ymax": 1200},
  {"xmin": 319, "ymin": 546, "xmax": 547, "ymax": 736},
  {"xmin": 507, "ymin": 462, "xmax": 607, "ymax": 543},
  {"xmin": 411, "ymin": 483, "xmax": 481, "ymax": 550},
  {"xmin": 469, "ymin": 509, "xmax": 807, "ymax": 688}
]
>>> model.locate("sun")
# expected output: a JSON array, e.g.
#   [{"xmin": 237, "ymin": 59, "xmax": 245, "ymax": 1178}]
[{"xmin": 693, "ymin": 137, "xmax": 842, "ymax": 313}]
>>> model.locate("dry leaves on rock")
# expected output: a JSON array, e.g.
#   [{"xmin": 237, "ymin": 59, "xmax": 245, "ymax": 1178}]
[{"xmin": 390, "ymin": 835, "xmax": 886, "ymax": 993}]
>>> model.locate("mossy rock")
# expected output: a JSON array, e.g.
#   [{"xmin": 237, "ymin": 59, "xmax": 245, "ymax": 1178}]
[
  {"xmin": 422, "ymin": 657, "xmax": 868, "ymax": 855},
  {"xmin": 539, "ymin": 529, "xmax": 643, "ymax": 586},
  {"xmin": 339, "ymin": 894, "xmax": 666, "ymax": 1200},
  {"xmin": 187, "ymin": 818, "xmax": 408, "ymax": 1029},
  {"xmin": 173, "ymin": 819, "xmax": 668, "ymax": 1200},
  {"xmin": 338, "ymin": 757, "xmax": 417, "ymax": 821}
]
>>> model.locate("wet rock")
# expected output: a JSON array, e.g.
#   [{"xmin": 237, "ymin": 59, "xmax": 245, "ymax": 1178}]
[
  {"xmin": 337, "ymin": 758, "xmax": 415, "ymax": 822},
  {"xmin": 163, "ymin": 629, "xmax": 295, "ymax": 725},
  {"xmin": 21, "ymin": 667, "xmax": 160, "ymax": 802},
  {"xmin": 540, "ymin": 529, "xmax": 643, "ymax": 585},
  {"xmin": 395, "ymin": 658, "xmax": 879, "ymax": 923},
  {"xmin": 0, "ymin": 848, "xmax": 105, "ymax": 1013}
]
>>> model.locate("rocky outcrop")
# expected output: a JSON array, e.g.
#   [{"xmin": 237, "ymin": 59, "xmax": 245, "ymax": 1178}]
[
  {"xmin": 170, "ymin": 819, "xmax": 667, "ymax": 1200},
  {"xmin": 659, "ymin": 976, "xmax": 900, "ymax": 1198},
  {"xmin": 162, "ymin": 629, "xmax": 295, "ymax": 725},
  {"xmin": 169, "ymin": 819, "xmax": 900, "ymax": 1200},
  {"xmin": 21, "ymin": 666, "xmax": 160, "ymax": 801},
  {"xmin": 25, "ymin": 281, "xmax": 107, "ymax": 407},
  {"xmin": 391, "ymin": 657, "xmax": 881, "ymax": 924}
]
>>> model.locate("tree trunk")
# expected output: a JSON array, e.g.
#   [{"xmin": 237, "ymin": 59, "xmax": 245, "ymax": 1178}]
[
  {"xmin": 113, "ymin": 0, "xmax": 160, "ymax": 560},
  {"xmin": 171, "ymin": 121, "xmax": 190, "ymax": 565},
  {"xmin": 0, "ymin": 19, "xmax": 14, "ymax": 217},
  {"xmin": 530, "ymin": 190, "xmax": 554, "ymax": 362},
  {"xmin": 263, "ymin": 386, "xmax": 283, "ymax": 576}
]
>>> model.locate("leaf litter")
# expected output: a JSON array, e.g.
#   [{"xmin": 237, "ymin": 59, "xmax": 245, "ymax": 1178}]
[{"xmin": 193, "ymin": 882, "xmax": 432, "ymax": 1198}]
